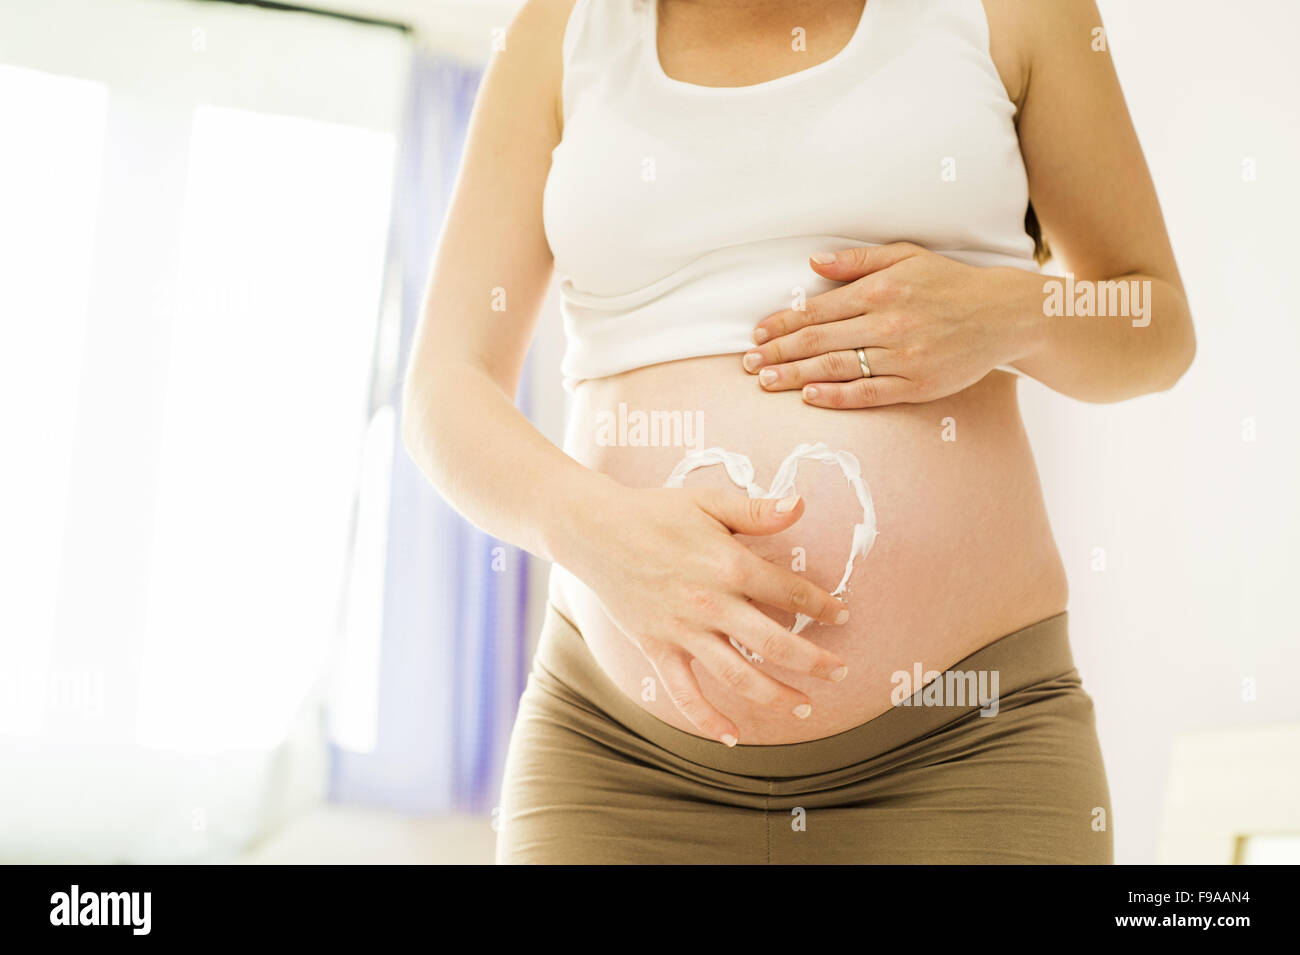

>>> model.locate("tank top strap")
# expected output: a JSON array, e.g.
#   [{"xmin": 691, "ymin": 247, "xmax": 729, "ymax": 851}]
[
  {"xmin": 559, "ymin": 0, "xmax": 649, "ymax": 125},
  {"xmin": 935, "ymin": 0, "xmax": 998, "ymax": 58}
]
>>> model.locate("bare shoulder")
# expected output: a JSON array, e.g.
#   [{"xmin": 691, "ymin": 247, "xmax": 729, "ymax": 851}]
[
  {"xmin": 496, "ymin": 0, "xmax": 582, "ymax": 136},
  {"xmin": 504, "ymin": 0, "xmax": 580, "ymax": 51},
  {"xmin": 979, "ymin": 0, "xmax": 1105, "ymax": 115}
]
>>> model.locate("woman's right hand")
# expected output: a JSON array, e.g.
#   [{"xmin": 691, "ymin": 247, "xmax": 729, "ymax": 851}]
[{"xmin": 565, "ymin": 484, "xmax": 851, "ymax": 746}]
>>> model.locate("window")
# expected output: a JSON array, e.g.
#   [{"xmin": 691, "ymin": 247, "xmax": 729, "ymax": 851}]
[
  {"xmin": 135, "ymin": 104, "xmax": 395, "ymax": 751},
  {"xmin": 0, "ymin": 0, "xmax": 409, "ymax": 861},
  {"xmin": 0, "ymin": 64, "xmax": 108, "ymax": 737}
]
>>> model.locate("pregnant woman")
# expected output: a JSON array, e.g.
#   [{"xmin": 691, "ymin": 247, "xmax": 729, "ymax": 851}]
[{"xmin": 402, "ymin": 0, "xmax": 1194, "ymax": 864}]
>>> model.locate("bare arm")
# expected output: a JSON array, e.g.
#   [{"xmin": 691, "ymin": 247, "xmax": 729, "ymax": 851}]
[
  {"xmin": 1000, "ymin": 0, "xmax": 1196, "ymax": 400},
  {"xmin": 400, "ymin": 0, "xmax": 850, "ymax": 743},
  {"xmin": 744, "ymin": 0, "xmax": 1195, "ymax": 407},
  {"xmin": 401, "ymin": 0, "xmax": 605, "ymax": 563}
]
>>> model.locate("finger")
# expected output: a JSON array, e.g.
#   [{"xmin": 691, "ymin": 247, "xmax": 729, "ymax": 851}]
[
  {"xmin": 807, "ymin": 241, "xmax": 922, "ymax": 282},
  {"xmin": 753, "ymin": 244, "xmax": 925, "ymax": 348},
  {"xmin": 801, "ymin": 375, "xmax": 915, "ymax": 409},
  {"xmin": 752, "ymin": 282, "xmax": 870, "ymax": 346},
  {"xmin": 650, "ymin": 646, "xmax": 741, "ymax": 745},
  {"xmin": 746, "ymin": 313, "xmax": 875, "ymax": 372},
  {"xmin": 756, "ymin": 347, "xmax": 892, "ymax": 392},
  {"xmin": 694, "ymin": 487, "xmax": 805, "ymax": 536},
  {"xmin": 719, "ymin": 603, "xmax": 848, "ymax": 681},
  {"xmin": 686, "ymin": 632, "xmax": 813, "ymax": 717},
  {"xmin": 742, "ymin": 556, "xmax": 849, "ymax": 627}
]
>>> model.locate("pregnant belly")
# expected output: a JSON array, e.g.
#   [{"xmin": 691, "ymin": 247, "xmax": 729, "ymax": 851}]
[{"xmin": 549, "ymin": 353, "xmax": 1068, "ymax": 744}]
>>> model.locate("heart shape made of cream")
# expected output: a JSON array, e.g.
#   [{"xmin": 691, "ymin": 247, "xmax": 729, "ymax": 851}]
[{"xmin": 663, "ymin": 441, "xmax": 878, "ymax": 664}]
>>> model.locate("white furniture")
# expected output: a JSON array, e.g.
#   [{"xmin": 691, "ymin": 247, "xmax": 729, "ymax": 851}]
[{"xmin": 1157, "ymin": 723, "xmax": 1300, "ymax": 864}]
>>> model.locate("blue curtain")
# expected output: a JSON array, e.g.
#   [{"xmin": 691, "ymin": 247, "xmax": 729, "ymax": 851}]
[{"xmin": 329, "ymin": 49, "xmax": 531, "ymax": 814}]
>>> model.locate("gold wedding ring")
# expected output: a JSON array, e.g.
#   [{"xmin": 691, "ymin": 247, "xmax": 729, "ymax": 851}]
[{"xmin": 856, "ymin": 347, "xmax": 872, "ymax": 379}]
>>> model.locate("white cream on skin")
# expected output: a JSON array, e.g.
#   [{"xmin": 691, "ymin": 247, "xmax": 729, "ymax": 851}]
[{"xmin": 664, "ymin": 442, "xmax": 878, "ymax": 663}]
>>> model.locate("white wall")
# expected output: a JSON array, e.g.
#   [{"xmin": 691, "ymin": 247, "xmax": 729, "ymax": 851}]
[{"xmin": 1019, "ymin": 0, "xmax": 1300, "ymax": 863}]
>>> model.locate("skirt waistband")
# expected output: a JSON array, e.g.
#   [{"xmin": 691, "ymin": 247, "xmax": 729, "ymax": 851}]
[{"xmin": 534, "ymin": 602, "xmax": 1076, "ymax": 779}]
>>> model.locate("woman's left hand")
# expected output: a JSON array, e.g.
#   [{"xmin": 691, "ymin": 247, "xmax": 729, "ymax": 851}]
[{"xmin": 743, "ymin": 242, "xmax": 1039, "ymax": 408}]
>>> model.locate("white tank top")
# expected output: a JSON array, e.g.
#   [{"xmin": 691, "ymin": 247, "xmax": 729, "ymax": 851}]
[{"xmin": 543, "ymin": 0, "xmax": 1039, "ymax": 390}]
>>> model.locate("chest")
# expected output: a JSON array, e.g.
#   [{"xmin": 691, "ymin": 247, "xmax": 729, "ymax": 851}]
[
  {"xmin": 543, "ymin": 0, "xmax": 1031, "ymax": 293},
  {"xmin": 654, "ymin": 0, "xmax": 868, "ymax": 88}
]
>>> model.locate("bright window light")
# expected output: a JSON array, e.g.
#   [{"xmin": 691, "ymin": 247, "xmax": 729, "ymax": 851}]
[
  {"xmin": 328, "ymin": 404, "xmax": 396, "ymax": 754},
  {"xmin": 0, "ymin": 64, "xmax": 108, "ymax": 738},
  {"xmin": 134, "ymin": 105, "xmax": 396, "ymax": 751}
]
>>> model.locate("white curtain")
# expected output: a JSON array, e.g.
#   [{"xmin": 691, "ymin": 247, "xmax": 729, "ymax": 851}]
[{"xmin": 0, "ymin": 0, "xmax": 410, "ymax": 862}]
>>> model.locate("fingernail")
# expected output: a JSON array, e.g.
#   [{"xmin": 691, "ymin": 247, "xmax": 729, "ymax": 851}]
[
  {"xmin": 758, "ymin": 367, "xmax": 778, "ymax": 386},
  {"xmin": 803, "ymin": 385, "xmax": 819, "ymax": 400},
  {"xmin": 835, "ymin": 609, "xmax": 850, "ymax": 625},
  {"xmin": 811, "ymin": 251, "xmax": 837, "ymax": 264},
  {"xmin": 793, "ymin": 703, "xmax": 812, "ymax": 719},
  {"xmin": 775, "ymin": 494, "xmax": 800, "ymax": 513},
  {"xmin": 742, "ymin": 351, "xmax": 762, "ymax": 372},
  {"xmin": 752, "ymin": 327, "xmax": 769, "ymax": 344},
  {"xmin": 721, "ymin": 733, "xmax": 738, "ymax": 747},
  {"xmin": 830, "ymin": 666, "xmax": 849, "ymax": 682}
]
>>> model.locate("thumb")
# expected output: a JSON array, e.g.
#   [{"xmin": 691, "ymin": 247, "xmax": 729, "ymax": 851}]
[
  {"xmin": 809, "ymin": 241, "xmax": 918, "ymax": 280},
  {"xmin": 695, "ymin": 489, "xmax": 804, "ymax": 536}
]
